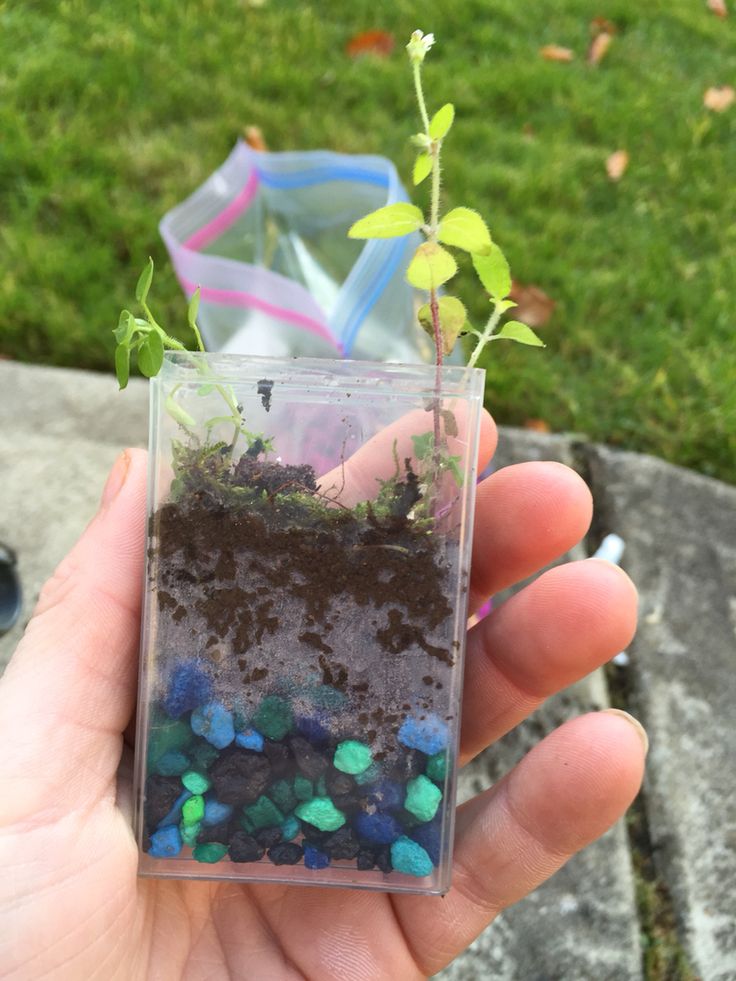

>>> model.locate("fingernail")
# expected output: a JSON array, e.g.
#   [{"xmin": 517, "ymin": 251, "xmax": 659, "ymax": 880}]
[
  {"xmin": 603, "ymin": 708, "xmax": 649, "ymax": 756},
  {"xmin": 101, "ymin": 451, "xmax": 131, "ymax": 509}
]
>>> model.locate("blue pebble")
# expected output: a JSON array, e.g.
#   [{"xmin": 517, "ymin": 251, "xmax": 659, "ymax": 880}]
[
  {"xmin": 191, "ymin": 702, "xmax": 235, "ymax": 749},
  {"xmin": 154, "ymin": 750, "xmax": 190, "ymax": 776},
  {"xmin": 390, "ymin": 836, "xmax": 434, "ymax": 878},
  {"xmin": 234, "ymin": 728, "xmax": 265, "ymax": 751},
  {"xmin": 281, "ymin": 815, "xmax": 300, "ymax": 841},
  {"xmin": 203, "ymin": 797, "xmax": 233, "ymax": 827},
  {"xmin": 304, "ymin": 844, "xmax": 331, "ymax": 870},
  {"xmin": 410, "ymin": 816, "xmax": 442, "ymax": 865},
  {"xmin": 163, "ymin": 662, "xmax": 213, "ymax": 719},
  {"xmin": 398, "ymin": 714, "xmax": 448, "ymax": 756},
  {"xmin": 295, "ymin": 715, "xmax": 330, "ymax": 746},
  {"xmin": 364, "ymin": 779, "xmax": 403, "ymax": 812},
  {"xmin": 354, "ymin": 811, "xmax": 402, "ymax": 845},
  {"xmin": 157, "ymin": 789, "xmax": 191, "ymax": 829},
  {"xmin": 148, "ymin": 825, "xmax": 182, "ymax": 858}
]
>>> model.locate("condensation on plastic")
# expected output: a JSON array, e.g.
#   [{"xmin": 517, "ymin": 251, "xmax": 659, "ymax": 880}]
[{"xmin": 160, "ymin": 142, "xmax": 435, "ymax": 363}]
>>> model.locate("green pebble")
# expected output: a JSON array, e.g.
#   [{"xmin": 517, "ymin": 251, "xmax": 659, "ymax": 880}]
[
  {"xmin": 293, "ymin": 775, "xmax": 313, "ymax": 801},
  {"xmin": 181, "ymin": 794, "xmax": 205, "ymax": 827},
  {"xmin": 154, "ymin": 750, "xmax": 190, "ymax": 776},
  {"xmin": 253, "ymin": 696, "xmax": 294, "ymax": 740},
  {"xmin": 244, "ymin": 795, "xmax": 284, "ymax": 830},
  {"xmin": 189, "ymin": 740, "xmax": 220, "ymax": 771},
  {"xmin": 239, "ymin": 812, "xmax": 255, "ymax": 834},
  {"xmin": 181, "ymin": 771, "xmax": 211, "ymax": 794},
  {"xmin": 295, "ymin": 796, "xmax": 346, "ymax": 832},
  {"xmin": 281, "ymin": 814, "xmax": 301, "ymax": 840},
  {"xmin": 269, "ymin": 779, "xmax": 296, "ymax": 813},
  {"xmin": 232, "ymin": 708, "xmax": 248, "ymax": 733},
  {"xmin": 147, "ymin": 718, "xmax": 192, "ymax": 767},
  {"xmin": 180, "ymin": 821, "xmax": 200, "ymax": 847},
  {"xmin": 426, "ymin": 752, "xmax": 447, "ymax": 784},
  {"xmin": 404, "ymin": 775, "xmax": 442, "ymax": 823},
  {"xmin": 316, "ymin": 775, "xmax": 328, "ymax": 797},
  {"xmin": 193, "ymin": 842, "xmax": 228, "ymax": 864},
  {"xmin": 333, "ymin": 740, "xmax": 373, "ymax": 775}
]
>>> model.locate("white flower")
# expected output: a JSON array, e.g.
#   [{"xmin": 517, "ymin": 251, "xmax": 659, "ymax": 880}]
[{"xmin": 407, "ymin": 30, "xmax": 435, "ymax": 63}]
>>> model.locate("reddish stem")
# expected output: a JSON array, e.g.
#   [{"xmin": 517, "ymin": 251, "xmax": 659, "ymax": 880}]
[{"xmin": 429, "ymin": 286, "xmax": 443, "ymax": 457}]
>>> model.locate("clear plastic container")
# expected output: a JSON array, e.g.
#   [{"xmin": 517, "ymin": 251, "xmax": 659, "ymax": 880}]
[{"xmin": 134, "ymin": 353, "xmax": 484, "ymax": 894}]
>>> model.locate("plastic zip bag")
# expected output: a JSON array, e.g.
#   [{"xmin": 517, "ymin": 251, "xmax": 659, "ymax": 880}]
[{"xmin": 160, "ymin": 141, "xmax": 433, "ymax": 362}]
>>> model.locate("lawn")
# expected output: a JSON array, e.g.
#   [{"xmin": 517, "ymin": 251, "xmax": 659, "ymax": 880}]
[{"xmin": 1, "ymin": 0, "xmax": 734, "ymax": 482}]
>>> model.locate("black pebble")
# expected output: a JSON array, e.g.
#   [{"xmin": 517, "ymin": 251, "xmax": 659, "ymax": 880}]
[
  {"xmin": 255, "ymin": 827, "xmax": 283, "ymax": 848},
  {"xmin": 210, "ymin": 748, "xmax": 271, "ymax": 805},
  {"xmin": 374, "ymin": 845, "xmax": 392, "ymax": 874},
  {"xmin": 229, "ymin": 831, "xmax": 265, "ymax": 863},
  {"xmin": 301, "ymin": 827, "xmax": 332, "ymax": 848},
  {"xmin": 356, "ymin": 847, "xmax": 376, "ymax": 871},
  {"xmin": 268, "ymin": 842, "xmax": 304, "ymax": 865},
  {"xmin": 323, "ymin": 826, "xmax": 361, "ymax": 860},
  {"xmin": 144, "ymin": 775, "xmax": 182, "ymax": 833},
  {"xmin": 290, "ymin": 736, "xmax": 329, "ymax": 780},
  {"xmin": 198, "ymin": 821, "xmax": 231, "ymax": 845},
  {"xmin": 325, "ymin": 768, "xmax": 355, "ymax": 797},
  {"xmin": 392, "ymin": 748, "xmax": 426, "ymax": 782},
  {"xmin": 263, "ymin": 739, "xmax": 293, "ymax": 779}
]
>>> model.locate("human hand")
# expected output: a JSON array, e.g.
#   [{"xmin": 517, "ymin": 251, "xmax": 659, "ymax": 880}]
[{"xmin": 0, "ymin": 414, "xmax": 645, "ymax": 979}]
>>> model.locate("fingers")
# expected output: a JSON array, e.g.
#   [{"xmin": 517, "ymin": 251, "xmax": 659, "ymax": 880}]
[
  {"xmin": 460, "ymin": 558, "xmax": 638, "ymax": 762},
  {"xmin": 0, "ymin": 449, "xmax": 147, "ymax": 824},
  {"xmin": 391, "ymin": 710, "xmax": 647, "ymax": 976},
  {"xmin": 469, "ymin": 462, "xmax": 593, "ymax": 611}
]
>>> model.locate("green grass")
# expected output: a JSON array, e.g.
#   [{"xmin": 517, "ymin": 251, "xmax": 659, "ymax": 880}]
[{"xmin": 1, "ymin": 0, "xmax": 735, "ymax": 482}]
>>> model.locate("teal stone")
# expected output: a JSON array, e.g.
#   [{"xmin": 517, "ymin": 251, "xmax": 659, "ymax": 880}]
[
  {"xmin": 316, "ymin": 775, "xmax": 328, "ymax": 797},
  {"xmin": 253, "ymin": 696, "xmax": 294, "ymax": 740},
  {"xmin": 293, "ymin": 775, "xmax": 313, "ymax": 801},
  {"xmin": 391, "ymin": 836, "xmax": 434, "ymax": 877},
  {"xmin": 147, "ymin": 718, "xmax": 192, "ymax": 768},
  {"xmin": 232, "ymin": 708, "xmax": 248, "ymax": 733},
  {"xmin": 269, "ymin": 779, "xmax": 296, "ymax": 813},
  {"xmin": 309, "ymin": 684, "xmax": 346, "ymax": 710},
  {"xmin": 333, "ymin": 740, "xmax": 373, "ymax": 775},
  {"xmin": 354, "ymin": 762, "xmax": 382, "ymax": 786},
  {"xmin": 244, "ymin": 795, "xmax": 284, "ymax": 830},
  {"xmin": 193, "ymin": 842, "xmax": 228, "ymax": 863},
  {"xmin": 181, "ymin": 794, "xmax": 205, "ymax": 827},
  {"xmin": 281, "ymin": 815, "xmax": 300, "ymax": 840},
  {"xmin": 189, "ymin": 740, "xmax": 220, "ymax": 771},
  {"xmin": 295, "ymin": 797, "xmax": 346, "ymax": 832},
  {"xmin": 155, "ymin": 750, "xmax": 190, "ymax": 776},
  {"xmin": 181, "ymin": 770, "xmax": 211, "ymax": 794},
  {"xmin": 239, "ymin": 812, "xmax": 255, "ymax": 834},
  {"xmin": 426, "ymin": 752, "xmax": 447, "ymax": 784},
  {"xmin": 404, "ymin": 775, "xmax": 442, "ymax": 823}
]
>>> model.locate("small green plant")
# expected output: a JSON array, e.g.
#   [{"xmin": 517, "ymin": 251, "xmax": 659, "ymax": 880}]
[{"xmin": 348, "ymin": 29, "xmax": 545, "ymax": 369}]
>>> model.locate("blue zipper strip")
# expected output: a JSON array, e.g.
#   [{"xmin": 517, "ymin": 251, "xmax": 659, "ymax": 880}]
[
  {"xmin": 256, "ymin": 165, "xmax": 390, "ymax": 191},
  {"xmin": 342, "ymin": 236, "xmax": 408, "ymax": 355}
]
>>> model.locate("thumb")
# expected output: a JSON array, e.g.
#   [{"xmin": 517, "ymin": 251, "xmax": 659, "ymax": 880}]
[{"xmin": 0, "ymin": 449, "xmax": 147, "ymax": 826}]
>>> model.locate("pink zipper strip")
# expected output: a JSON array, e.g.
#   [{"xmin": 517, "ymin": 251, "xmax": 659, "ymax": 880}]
[
  {"xmin": 184, "ymin": 168, "xmax": 260, "ymax": 251},
  {"xmin": 178, "ymin": 276, "xmax": 343, "ymax": 353}
]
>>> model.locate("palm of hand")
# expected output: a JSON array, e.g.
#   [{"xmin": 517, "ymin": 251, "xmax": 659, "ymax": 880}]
[{"xmin": 0, "ymin": 432, "xmax": 645, "ymax": 980}]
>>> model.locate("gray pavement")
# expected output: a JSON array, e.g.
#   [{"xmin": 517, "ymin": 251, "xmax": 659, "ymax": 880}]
[{"xmin": 1, "ymin": 361, "xmax": 734, "ymax": 980}]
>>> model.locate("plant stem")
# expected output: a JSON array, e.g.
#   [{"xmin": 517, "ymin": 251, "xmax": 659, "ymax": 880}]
[
  {"xmin": 413, "ymin": 61, "xmax": 430, "ymax": 135},
  {"xmin": 467, "ymin": 301, "xmax": 504, "ymax": 368}
]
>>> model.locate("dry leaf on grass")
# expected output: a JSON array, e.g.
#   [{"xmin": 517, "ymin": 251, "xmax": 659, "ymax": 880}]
[
  {"xmin": 508, "ymin": 282, "xmax": 556, "ymax": 327},
  {"xmin": 244, "ymin": 125, "xmax": 268, "ymax": 151},
  {"xmin": 707, "ymin": 0, "xmax": 728, "ymax": 17},
  {"xmin": 346, "ymin": 30, "xmax": 395, "ymax": 58},
  {"xmin": 524, "ymin": 419, "xmax": 552, "ymax": 433},
  {"xmin": 606, "ymin": 149, "xmax": 629, "ymax": 181},
  {"xmin": 590, "ymin": 16, "xmax": 618, "ymax": 35},
  {"xmin": 703, "ymin": 85, "xmax": 735, "ymax": 111},
  {"xmin": 540, "ymin": 45, "xmax": 574, "ymax": 62},
  {"xmin": 588, "ymin": 32, "xmax": 613, "ymax": 65}
]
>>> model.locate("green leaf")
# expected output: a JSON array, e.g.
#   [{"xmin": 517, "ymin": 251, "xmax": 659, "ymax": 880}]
[
  {"xmin": 496, "ymin": 320, "xmax": 545, "ymax": 347},
  {"xmin": 438, "ymin": 207, "xmax": 492, "ymax": 255},
  {"xmin": 137, "ymin": 330, "xmax": 164, "ymax": 377},
  {"xmin": 113, "ymin": 310, "xmax": 135, "ymax": 344},
  {"xmin": 135, "ymin": 257, "xmax": 154, "ymax": 304},
  {"xmin": 165, "ymin": 394, "xmax": 196, "ymax": 428},
  {"xmin": 406, "ymin": 242, "xmax": 457, "ymax": 291},
  {"xmin": 429, "ymin": 103, "xmax": 455, "ymax": 140},
  {"xmin": 348, "ymin": 203, "xmax": 425, "ymax": 239},
  {"xmin": 187, "ymin": 288, "xmax": 201, "ymax": 331},
  {"xmin": 413, "ymin": 153, "xmax": 432, "ymax": 186},
  {"xmin": 417, "ymin": 295, "xmax": 467, "ymax": 355},
  {"xmin": 114, "ymin": 343, "xmax": 130, "ymax": 390},
  {"xmin": 197, "ymin": 383, "xmax": 215, "ymax": 396},
  {"xmin": 473, "ymin": 244, "xmax": 511, "ymax": 299},
  {"xmin": 411, "ymin": 432, "xmax": 435, "ymax": 460}
]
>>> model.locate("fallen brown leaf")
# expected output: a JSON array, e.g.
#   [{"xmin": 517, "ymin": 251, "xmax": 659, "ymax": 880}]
[
  {"xmin": 346, "ymin": 30, "xmax": 394, "ymax": 58},
  {"xmin": 524, "ymin": 419, "xmax": 551, "ymax": 433},
  {"xmin": 704, "ymin": 85, "xmax": 735, "ymax": 111},
  {"xmin": 588, "ymin": 31, "xmax": 613, "ymax": 65},
  {"xmin": 590, "ymin": 16, "xmax": 618, "ymax": 35},
  {"xmin": 606, "ymin": 149, "xmax": 629, "ymax": 181},
  {"xmin": 540, "ymin": 44, "xmax": 574, "ymax": 62},
  {"xmin": 244, "ymin": 125, "xmax": 268, "ymax": 151},
  {"xmin": 707, "ymin": 0, "xmax": 728, "ymax": 17},
  {"xmin": 509, "ymin": 282, "xmax": 556, "ymax": 328}
]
